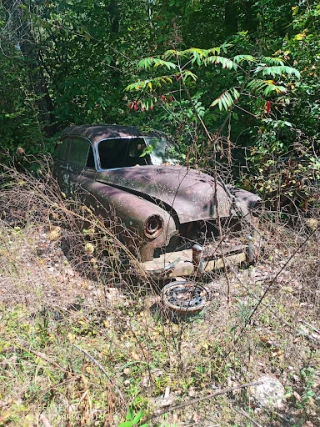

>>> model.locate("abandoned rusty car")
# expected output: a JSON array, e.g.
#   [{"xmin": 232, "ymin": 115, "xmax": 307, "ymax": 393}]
[{"xmin": 53, "ymin": 125, "xmax": 261, "ymax": 278}]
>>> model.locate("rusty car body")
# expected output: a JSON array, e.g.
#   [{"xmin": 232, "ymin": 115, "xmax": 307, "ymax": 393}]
[{"xmin": 53, "ymin": 125, "xmax": 261, "ymax": 278}]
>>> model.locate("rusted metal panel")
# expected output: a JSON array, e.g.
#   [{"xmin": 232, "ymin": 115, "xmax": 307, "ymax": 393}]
[
  {"xmin": 140, "ymin": 249, "xmax": 247, "ymax": 278},
  {"xmin": 74, "ymin": 175, "xmax": 178, "ymax": 262},
  {"xmin": 140, "ymin": 242, "xmax": 249, "ymax": 277},
  {"xmin": 61, "ymin": 125, "xmax": 140, "ymax": 144},
  {"xmin": 96, "ymin": 166, "xmax": 232, "ymax": 223},
  {"xmin": 228, "ymin": 186, "xmax": 262, "ymax": 216}
]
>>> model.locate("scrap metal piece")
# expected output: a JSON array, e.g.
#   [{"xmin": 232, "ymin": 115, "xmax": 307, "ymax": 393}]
[
  {"xmin": 141, "ymin": 243, "xmax": 248, "ymax": 278},
  {"xmin": 161, "ymin": 281, "xmax": 209, "ymax": 315},
  {"xmin": 192, "ymin": 244, "xmax": 204, "ymax": 273},
  {"xmin": 245, "ymin": 234, "xmax": 254, "ymax": 263}
]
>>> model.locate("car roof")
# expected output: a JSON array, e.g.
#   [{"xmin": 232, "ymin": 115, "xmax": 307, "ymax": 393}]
[{"xmin": 61, "ymin": 125, "xmax": 141, "ymax": 145}]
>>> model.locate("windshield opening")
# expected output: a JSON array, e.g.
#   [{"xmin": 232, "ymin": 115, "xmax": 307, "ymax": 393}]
[{"xmin": 98, "ymin": 138, "xmax": 151, "ymax": 169}]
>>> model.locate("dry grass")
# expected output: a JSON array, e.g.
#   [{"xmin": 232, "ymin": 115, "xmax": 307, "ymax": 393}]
[{"xmin": 0, "ymin": 165, "xmax": 319, "ymax": 427}]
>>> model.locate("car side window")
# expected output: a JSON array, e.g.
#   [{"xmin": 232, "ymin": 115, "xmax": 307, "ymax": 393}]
[
  {"xmin": 98, "ymin": 138, "xmax": 150, "ymax": 169},
  {"xmin": 86, "ymin": 145, "xmax": 95, "ymax": 168},
  {"xmin": 98, "ymin": 139, "xmax": 128, "ymax": 169},
  {"xmin": 68, "ymin": 138, "xmax": 94, "ymax": 168},
  {"xmin": 127, "ymin": 139, "xmax": 150, "ymax": 166},
  {"xmin": 55, "ymin": 139, "xmax": 69, "ymax": 161}
]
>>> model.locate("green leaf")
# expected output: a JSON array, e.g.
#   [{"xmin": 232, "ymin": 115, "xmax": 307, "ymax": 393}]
[
  {"xmin": 255, "ymin": 65, "xmax": 300, "ymax": 79},
  {"xmin": 210, "ymin": 87, "xmax": 240, "ymax": 110},
  {"xmin": 137, "ymin": 57, "xmax": 176, "ymax": 71},
  {"xmin": 246, "ymin": 79, "xmax": 267, "ymax": 92},
  {"xmin": 118, "ymin": 422, "xmax": 133, "ymax": 427},
  {"xmin": 206, "ymin": 46, "xmax": 221, "ymax": 55},
  {"xmin": 233, "ymin": 54, "xmax": 256, "ymax": 64},
  {"xmin": 179, "ymin": 48, "xmax": 208, "ymax": 64},
  {"xmin": 137, "ymin": 58, "xmax": 153, "ymax": 70},
  {"xmin": 204, "ymin": 56, "xmax": 237, "ymax": 70},
  {"xmin": 125, "ymin": 75, "xmax": 172, "ymax": 92},
  {"xmin": 126, "ymin": 407, "xmax": 134, "ymax": 421},
  {"xmin": 220, "ymin": 42, "xmax": 233, "ymax": 52},
  {"xmin": 246, "ymin": 78, "xmax": 288, "ymax": 96},
  {"xmin": 261, "ymin": 57, "xmax": 285, "ymax": 66},
  {"xmin": 162, "ymin": 49, "xmax": 178, "ymax": 59},
  {"xmin": 182, "ymin": 70, "xmax": 197, "ymax": 81},
  {"xmin": 132, "ymin": 410, "xmax": 144, "ymax": 424},
  {"xmin": 117, "ymin": 410, "xmax": 147, "ymax": 427},
  {"xmin": 263, "ymin": 84, "xmax": 287, "ymax": 95}
]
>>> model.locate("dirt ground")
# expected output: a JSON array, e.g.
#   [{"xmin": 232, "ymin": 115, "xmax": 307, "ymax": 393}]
[{"xmin": 0, "ymin": 218, "xmax": 319, "ymax": 427}]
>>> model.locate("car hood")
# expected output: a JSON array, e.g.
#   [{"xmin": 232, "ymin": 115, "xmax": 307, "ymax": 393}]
[{"xmin": 96, "ymin": 166, "xmax": 233, "ymax": 224}]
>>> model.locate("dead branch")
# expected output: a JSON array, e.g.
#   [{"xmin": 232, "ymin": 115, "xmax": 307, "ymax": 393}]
[
  {"xmin": 234, "ymin": 226, "xmax": 319, "ymax": 345},
  {"xmin": 144, "ymin": 380, "xmax": 262, "ymax": 423},
  {"xmin": 73, "ymin": 344, "xmax": 125, "ymax": 402}
]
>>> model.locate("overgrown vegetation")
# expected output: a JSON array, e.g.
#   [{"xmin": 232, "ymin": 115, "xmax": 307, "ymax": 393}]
[
  {"xmin": 1, "ymin": 1, "xmax": 319, "ymax": 179},
  {"xmin": 0, "ymin": 166, "xmax": 319, "ymax": 426},
  {"xmin": 0, "ymin": 1, "xmax": 319, "ymax": 426}
]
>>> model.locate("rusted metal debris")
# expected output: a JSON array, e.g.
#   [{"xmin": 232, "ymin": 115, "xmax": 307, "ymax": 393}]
[{"xmin": 161, "ymin": 281, "xmax": 210, "ymax": 316}]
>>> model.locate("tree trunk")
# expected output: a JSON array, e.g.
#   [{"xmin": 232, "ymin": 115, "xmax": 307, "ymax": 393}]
[{"xmin": 3, "ymin": 0, "xmax": 56, "ymax": 136}]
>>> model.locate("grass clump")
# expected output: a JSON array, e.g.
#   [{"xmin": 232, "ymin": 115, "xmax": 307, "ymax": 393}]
[{"xmin": 0, "ymin": 165, "xmax": 319, "ymax": 426}]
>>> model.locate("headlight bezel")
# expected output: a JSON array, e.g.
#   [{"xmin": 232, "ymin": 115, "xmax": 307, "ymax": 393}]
[{"xmin": 144, "ymin": 214, "xmax": 163, "ymax": 239}]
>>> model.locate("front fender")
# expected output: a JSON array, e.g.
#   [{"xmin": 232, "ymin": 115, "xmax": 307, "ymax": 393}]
[{"xmin": 76, "ymin": 176, "xmax": 178, "ymax": 261}]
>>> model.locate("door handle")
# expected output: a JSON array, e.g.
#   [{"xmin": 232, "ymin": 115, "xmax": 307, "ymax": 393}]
[{"xmin": 60, "ymin": 165, "xmax": 73, "ymax": 172}]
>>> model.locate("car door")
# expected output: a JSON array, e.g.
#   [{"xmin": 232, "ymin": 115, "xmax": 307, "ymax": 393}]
[
  {"xmin": 67, "ymin": 137, "xmax": 97, "ymax": 194},
  {"xmin": 53, "ymin": 138, "xmax": 70, "ymax": 195}
]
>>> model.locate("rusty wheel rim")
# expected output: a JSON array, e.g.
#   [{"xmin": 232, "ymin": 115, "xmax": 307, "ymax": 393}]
[{"xmin": 161, "ymin": 281, "xmax": 209, "ymax": 314}]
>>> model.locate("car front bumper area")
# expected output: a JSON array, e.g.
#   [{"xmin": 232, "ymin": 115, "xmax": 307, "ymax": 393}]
[{"xmin": 139, "ymin": 235, "xmax": 255, "ymax": 278}]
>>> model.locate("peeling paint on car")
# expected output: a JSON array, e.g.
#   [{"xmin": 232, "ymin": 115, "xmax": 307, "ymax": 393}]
[{"xmin": 53, "ymin": 125, "xmax": 261, "ymax": 276}]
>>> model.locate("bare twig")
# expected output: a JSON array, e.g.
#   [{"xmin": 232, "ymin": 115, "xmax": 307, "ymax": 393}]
[
  {"xmin": 40, "ymin": 413, "xmax": 52, "ymax": 427},
  {"xmin": 234, "ymin": 227, "xmax": 319, "ymax": 345},
  {"xmin": 73, "ymin": 344, "xmax": 125, "ymax": 402},
  {"xmin": 179, "ymin": 73, "xmax": 233, "ymax": 304},
  {"xmin": 298, "ymin": 320, "xmax": 320, "ymax": 335},
  {"xmin": 17, "ymin": 343, "xmax": 67, "ymax": 373},
  {"xmin": 234, "ymin": 407, "xmax": 263, "ymax": 427},
  {"xmin": 144, "ymin": 380, "xmax": 262, "ymax": 423}
]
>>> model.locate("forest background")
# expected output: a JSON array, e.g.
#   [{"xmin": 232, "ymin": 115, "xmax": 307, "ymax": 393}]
[{"xmin": 0, "ymin": 0, "xmax": 319, "ymax": 201}]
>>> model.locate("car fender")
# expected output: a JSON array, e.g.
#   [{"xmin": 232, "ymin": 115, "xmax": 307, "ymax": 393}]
[{"xmin": 75, "ymin": 175, "xmax": 178, "ymax": 261}]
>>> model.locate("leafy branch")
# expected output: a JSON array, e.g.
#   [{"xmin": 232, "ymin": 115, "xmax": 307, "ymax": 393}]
[{"xmin": 126, "ymin": 45, "xmax": 300, "ymax": 112}]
